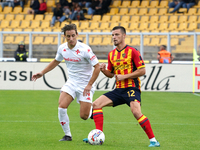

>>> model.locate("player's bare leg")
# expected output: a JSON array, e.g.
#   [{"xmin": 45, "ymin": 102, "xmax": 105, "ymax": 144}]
[
  {"xmin": 130, "ymin": 101, "xmax": 160, "ymax": 147},
  {"xmin": 58, "ymin": 92, "xmax": 73, "ymax": 141},
  {"xmin": 79, "ymin": 101, "xmax": 92, "ymax": 120}
]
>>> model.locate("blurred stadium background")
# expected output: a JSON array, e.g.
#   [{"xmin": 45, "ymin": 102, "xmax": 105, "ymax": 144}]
[{"xmin": 0, "ymin": 0, "xmax": 200, "ymax": 62}]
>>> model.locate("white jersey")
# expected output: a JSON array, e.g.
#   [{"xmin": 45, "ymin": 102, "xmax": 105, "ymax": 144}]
[{"xmin": 55, "ymin": 41, "xmax": 99, "ymax": 88}]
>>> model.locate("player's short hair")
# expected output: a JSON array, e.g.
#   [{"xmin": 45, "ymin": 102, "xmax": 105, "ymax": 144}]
[
  {"xmin": 161, "ymin": 45, "xmax": 167, "ymax": 50},
  {"xmin": 61, "ymin": 24, "xmax": 78, "ymax": 35},
  {"xmin": 112, "ymin": 26, "xmax": 126, "ymax": 34}
]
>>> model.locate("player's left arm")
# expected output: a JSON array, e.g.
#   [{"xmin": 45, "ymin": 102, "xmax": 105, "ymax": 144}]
[{"xmin": 83, "ymin": 63, "xmax": 100, "ymax": 96}]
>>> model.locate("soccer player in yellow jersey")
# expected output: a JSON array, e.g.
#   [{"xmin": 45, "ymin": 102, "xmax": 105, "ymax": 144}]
[{"xmin": 83, "ymin": 26, "xmax": 160, "ymax": 147}]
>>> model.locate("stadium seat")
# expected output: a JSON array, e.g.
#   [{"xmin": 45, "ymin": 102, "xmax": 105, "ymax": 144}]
[
  {"xmin": 128, "ymin": 23, "xmax": 139, "ymax": 30},
  {"xmin": 30, "ymin": 20, "xmax": 40, "ymax": 28},
  {"xmin": 10, "ymin": 20, "xmax": 20, "ymax": 28},
  {"xmin": 149, "ymin": 38, "xmax": 160, "ymax": 46},
  {"xmin": 118, "ymin": 8, "xmax": 129, "ymax": 15},
  {"xmin": 19, "ymin": 20, "xmax": 30, "ymax": 28},
  {"xmin": 111, "ymin": 15, "xmax": 120, "ymax": 22},
  {"xmin": 46, "ymin": 0, "xmax": 55, "ymax": 7},
  {"xmin": 42, "ymin": 28, "xmax": 52, "ymax": 36},
  {"xmin": 149, "ymin": 16, "xmax": 159, "ymax": 23},
  {"xmin": 5, "ymin": 14, "xmax": 15, "ymax": 20},
  {"xmin": 3, "ymin": 28, "xmax": 12, "ymax": 36},
  {"xmin": 43, "ymin": 37, "xmax": 54, "ymax": 44},
  {"xmin": 79, "ymin": 21, "xmax": 89, "ymax": 30},
  {"xmin": 40, "ymin": 21, "xmax": 50, "ymax": 29},
  {"xmin": 22, "ymin": 7, "xmax": 31, "ymax": 14},
  {"xmin": 139, "ymin": 1, "xmax": 149, "ymax": 7},
  {"xmin": 4, "ymin": 36, "xmax": 14, "ymax": 44},
  {"xmin": 25, "ymin": 14, "xmax": 34, "ymax": 21},
  {"xmin": 33, "ymin": 28, "xmax": 42, "ymax": 37},
  {"xmin": 35, "ymin": 14, "xmax": 44, "ymax": 21},
  {"xmin": 148, "ymin": 8, "xmax": 158, "ymax": 15},
  {"xmin": 92, "ymin": 15, "xmax": 101, "ymax": 22},
  {"xmin": 13, "ymin": 36, "xmax": 24, "ymax": 44},
  {"xmin": 168, "ymin": 23, "xmax": 178, "ymax": 31},
  {"xmin": 130, "ymin": 1, "xmax": 140, "ymax": 7},
  {"xmin": 160, "ymin": 38, "xmax": 167, "ymax": 45},
  {"xmin": 140, "ymin": 16, "xmax": 149, "ymax": 23},
  {"xmin": 171, "ymin": 38, "xmax": 179, "ymax": 46},
  {"xmin": 143, "ymin": 37, "xmax": 150, "ymax": 46},
  {"xmin": 149, "ymin": 1, "xmax": 159, "ymax": 8},
  {"xmin": 11, "ymin": 7, "xmax": 22, "ymax": 14},
  {"xmin": 90, "ymin": 37, "xmax": 102, "ymax": 45},
  {"xmin": 158, "ymin": 1, "xmax": 168, "ymax": 8},
  {"xmin": 188, "ymin": 15, "xmax": 197, "ymax": 23},
  {"xmin": 107, "ymin": 8, "xmax": 118, "ymax": 15},
  {"xmin": 2, "ymin": 7, "xmax": 12, "ymax": 14},
  {"xmin": 44, "ymin": 14, "xmax": 53, "ymax": 21},
  {"xmin": 89, "ymin": 22, "xmax": 99, "ymax": 30},
  {"xmin": 101, "ymin": 37, "xmax": 112, "ymax": 45},
  {"xmin": 0, "ymin": 6, "xmax": 2, "ymax": 13},
  {"xmin": 158, "ymin": 23, "xmax": 168, "ymax": 31},
  {"xmin": 157, "ymin": 8, "xmax": 167, "ymax": 15},
  {"xmin": 24, "ymin": 36, "xmax": 30, "ymax": 44},
  {"xmin": 110, "ymin": 1, "xmax": 121, "ymax": 7},
  {"xmin": 125, "ymin": 37, "xmax": 132, "ymax": 45},
  {"xmin": 132, "ymin": 38, "xmax": 140, "ymax": 46},
  {"xmin": 109, "ymin": 22, "xmax": 119, "ymax": 30},
  {"xmin": 130, "ymin": 16, "xmax": 140, "ymax": 23},
  {"xmin": 178, "ymin": 8, "xmax": 187, "ymax": 14},
  {"xmin": 33, "ymin": 36, "xmax": 44, "ymax": 44},
  {"xmin": 128, "ymin": 8, "xmax": 138, "ymax": 15},
  {"xmin": 159, "ymin": 16, "xmax": 168, "ymax": 23},
  {"xmin": 99, "ymin": 22, "xmax": 109, "ymax": 30},
  {"xmin": 12, "ymin": 28, "xmax": 23, "ymax": 36},
  {"xmin": 119, "ymin": 1, "xmax": 131, "ymax": 7},
  {"xmin": 101, "ymin": 15, "xmax": 111, "ymax": 22},
  {"xmin": 71, "ymin": 21, "xmax": 79, "ymax": 28},
  {"xmin": 168, "ymin": 16, "xmax": 178, "ymax": 23},
  {"xmin": 120, "ymin": 22, "xmax": 129, "ymax": 29},
  {"xmin": 148, "ymin": 23, "xmax": 158, "ymax": 31},
  {"xmin": 178, "ymin": 15, "xmax": 188, "ymax": 23},
  {"xmin": 139, "ymin": 23, "xmax": 148, "ymax": 31},
  {"xmin": 15, "ymin": 14, "xmax": 24, "ymax": 21},
  {"xmin": 187, "ymin": 8, "xmax": 197, "ymax": 15},
  {"xmin": 187, "ymin": 22, "xmax": 197, "ymax": 31},
  {"xmin": 121, "ymin": 16, "xmax": 130, "ymax": 22},
  {"xmin": 138, "ymin": 8, "xmax": 148, "ymax": 15},
  {"xmin": 0, "ymin": 20, "xmax": 10, "ymax": 28},
  {"xmin": 0, "ymin": 14, "xmax": 4, "ymax": 20}
]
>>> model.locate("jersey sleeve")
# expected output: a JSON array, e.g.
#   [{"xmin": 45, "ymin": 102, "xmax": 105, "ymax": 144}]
[
  {"xmin": 132, "ymin": 49, "xmax": 145, "ymax": 69},
  {"xmin": 55, "ymin": 45, "xmax": 64, "ymax": 62},
  {"xmin": 107, "ymin": 51, "xmax": 113, "ymax": 73},
  {"xmin": 84, "ymin": 47, "xmax": 99, "ymax": 66}
]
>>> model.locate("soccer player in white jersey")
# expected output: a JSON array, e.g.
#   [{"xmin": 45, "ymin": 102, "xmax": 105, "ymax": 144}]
[{"xmin": 32, "ymin": 24, "xmax": 100, "ymax": 141}]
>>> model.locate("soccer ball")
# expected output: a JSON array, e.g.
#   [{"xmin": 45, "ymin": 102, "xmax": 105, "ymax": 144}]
[{"xmin": 88, "ymin": 129, "xmax": 105, "ymax": 145}]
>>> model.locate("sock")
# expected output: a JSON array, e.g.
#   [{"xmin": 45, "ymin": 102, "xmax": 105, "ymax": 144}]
[
  {"xmin": 93, "ymin": 108, "xmax": 103, "ymax": 131},
  {"xmin": 87, "ymin": 105, "xmax": 93, "ymax": 120},
  {"xmin": 137, "ymin": 115, "xmax": 155, "ymax": 139},
  {"xmin": 58, "ymin": 107, "xmax": 72, "ymax": 137}
]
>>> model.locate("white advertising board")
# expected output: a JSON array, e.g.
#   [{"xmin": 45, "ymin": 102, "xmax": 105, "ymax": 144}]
[{"xmin": 0, "ymin": 62, "xmax": 200, "ymax": 92}]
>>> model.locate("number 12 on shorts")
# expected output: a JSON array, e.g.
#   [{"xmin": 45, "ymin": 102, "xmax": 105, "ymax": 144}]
[{"xmin": 127, "ymin": 90, "xmax": 135, "ymax": 97}]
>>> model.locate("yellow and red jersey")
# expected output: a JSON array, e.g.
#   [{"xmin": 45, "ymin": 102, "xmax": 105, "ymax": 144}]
[{"xmin": 107, "ymin": 45, "xmax": 145, "ymax": 89}]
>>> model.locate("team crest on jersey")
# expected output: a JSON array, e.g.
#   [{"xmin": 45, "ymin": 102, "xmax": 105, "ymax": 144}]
[
  {"xmin": 88, "ymin": 49, "xmax": 90, "ymax": 52},
  {"xmin": 76, "ymin": 49, "xmax": 80, "ymax": 54},
  {"xmin": 63, "ymin": 49, "xmax": 66, "ymax": 52},
  {"xmin": 122, "ymin": 53, "xmax": 126, "ymax": 58}
]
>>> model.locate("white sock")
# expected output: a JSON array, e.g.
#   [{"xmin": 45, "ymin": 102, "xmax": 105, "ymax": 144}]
[
  {"xmin": 150, "ymin": 137, "xmax": 157, "ymax": 142},
  {"xmin": 87, "ymin": 105, "xmax": 93, "ymax": 120},
  {"xmin": 58, "ymin": 107, "xmax": 72, "ymax": 137}
]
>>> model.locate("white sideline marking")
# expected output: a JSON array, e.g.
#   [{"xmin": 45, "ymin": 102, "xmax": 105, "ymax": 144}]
[
  {"xmin": 0, "ymin": 120, "xmax": 199, "ymax": 126},
  {"xmin": 193, "ymin": 93, "xmax": 200, "ymax": 96}
]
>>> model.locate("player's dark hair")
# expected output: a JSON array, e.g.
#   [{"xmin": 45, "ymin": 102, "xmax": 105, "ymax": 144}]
[
  {"xmin": 112, "ymin": 26, "xmax": 126, "ymax": 34},
  {"xmin": 161, "ymin": 45, "xmax": 167, "ymax": 49},
  {"xmin": 61, "ymin": 24, "xmax": 78, "ymax": 35}
]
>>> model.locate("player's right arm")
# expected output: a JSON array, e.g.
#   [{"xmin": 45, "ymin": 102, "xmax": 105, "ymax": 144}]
[
  {"xmin": 100, "ymin": 63, "xmax": 114, "ymax": 78},
  {"xmin": 32, "ymin": 59, "xmax": 60, "ymax": 81}
]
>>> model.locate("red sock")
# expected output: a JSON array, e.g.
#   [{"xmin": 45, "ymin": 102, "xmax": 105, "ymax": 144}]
[
  {"xmin": 137, "ymin": 115, "xmax": 155, "ymax": 139},
  {"xmin": 93, "ymin": 108, "xmax": 103, "ymax": 131}
]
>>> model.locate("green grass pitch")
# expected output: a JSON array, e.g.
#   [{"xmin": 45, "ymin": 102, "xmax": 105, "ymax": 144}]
[{"xmin": 0, "ymin": 90, "xmax": 200, "ymax": 150}]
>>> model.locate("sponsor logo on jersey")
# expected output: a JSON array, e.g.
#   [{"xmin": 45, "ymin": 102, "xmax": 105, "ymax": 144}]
[
  {"xmin": 76, "ymin": 49, "xmax": 80, "ymax": 54},
  {"xmin": 64, "ymin": 57, "xmax": 81, "ymax": 62},
  {"xmin": 63, "ymin": 49, "xmax": 66, "ymax": 52}
]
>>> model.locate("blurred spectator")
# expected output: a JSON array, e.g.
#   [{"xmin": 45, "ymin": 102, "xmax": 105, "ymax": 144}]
[
  {"xmin": 157, "ymin": 45, "xmax": 174, "ymax": 63},
  {"xmin": 35, "ymin": 0, "xmax": 47, "ymax": 14},
  {"xmin": 79, "ymin": 0, "xmax": 92, "ymax": 8},
  {"xmin": 94, "ymin": 0, "xmax": 109, "ymax": 15},
  {"xmin": 27, "ymin": 0, "xmax": 40, "ymax": 14},
  {"xmin": 182, "ymin": 0, "xmax": 196, "ymax": 12},
  {"xmin": 51, "ymin": 2, "xmax": 66, "ymax": 27},
  {"xmin": 2, "ymin": 0, "xmax": 13, "ymax": 9},
  {"xmin": 14, "ymin": 41, "xmax": 28, "ymax": 62},
  {"xmin": 59, "ymin": 0, "xmax": 70, "ymax": 7},
  {"xmin": 68, "ymin": 5, "xmax": 85, "ymax": 20},
  {"xmin": 11, "ymin": 0, "xmax": 24, "ymax": 9},
  {"xmin": 87, "ymin": 0, "xmax": 99, "ymax": 15}
]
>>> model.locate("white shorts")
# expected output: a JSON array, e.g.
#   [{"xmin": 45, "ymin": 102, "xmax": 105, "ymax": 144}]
[{"xmin": 61, "ymin": 80, "xmax": 94, "ymax": 104}]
